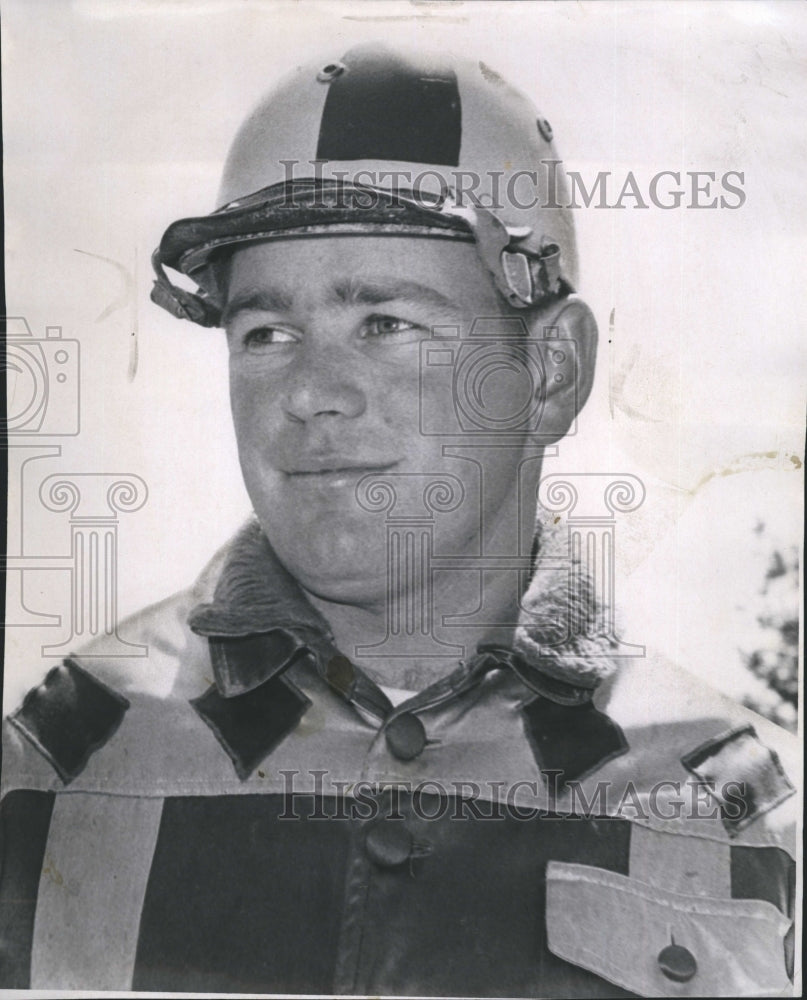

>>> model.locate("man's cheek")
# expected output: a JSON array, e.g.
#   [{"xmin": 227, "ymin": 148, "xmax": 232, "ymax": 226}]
[{"xmin": 231, "ymin": 386, "xmax": 279, "ymax": 442}]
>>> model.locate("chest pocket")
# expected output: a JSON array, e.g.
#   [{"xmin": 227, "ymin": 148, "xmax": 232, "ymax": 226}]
[{"xmin": 546, "ymin": 861, "xmax": 792, "ymax": 997}]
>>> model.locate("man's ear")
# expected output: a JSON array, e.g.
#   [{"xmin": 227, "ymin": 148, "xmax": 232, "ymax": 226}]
[{"xmin": 527, "ymin": 295, "xmax": 598, "ymax": 443}]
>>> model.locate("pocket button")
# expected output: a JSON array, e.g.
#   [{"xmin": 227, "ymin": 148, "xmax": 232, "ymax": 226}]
[{"xmin": 657, "ymin": 943, "xmax": 698, "ymax": 983}]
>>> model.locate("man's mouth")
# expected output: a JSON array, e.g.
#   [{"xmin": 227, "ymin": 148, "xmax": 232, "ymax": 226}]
[{"xmin": 282, "ymin": 458, "xmax": 401, "ymax": 487}]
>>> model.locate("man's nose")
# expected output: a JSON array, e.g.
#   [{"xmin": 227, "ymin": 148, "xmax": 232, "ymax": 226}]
[{"xmin": 280, "ymin": 346, "xmax": 367, "ymax": 422}]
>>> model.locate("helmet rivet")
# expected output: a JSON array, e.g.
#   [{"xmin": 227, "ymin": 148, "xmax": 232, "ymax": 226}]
[
  {"xmin": 537, "ymin": 117, "xmax": 554, "ymax": 142},
  {"xmin": 317, "ymin": 62, "xmax": 346, "ymax": 83}
]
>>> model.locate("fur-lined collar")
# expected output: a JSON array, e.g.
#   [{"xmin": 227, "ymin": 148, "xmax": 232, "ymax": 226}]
[
  {"xmin": 188, "ymin": 515, "xmax": 621, "ymax": 699},
  {"xmin": 189, "ymin": 518, "xmax": 330, "ymax": 639},
  {"xmin": 514, "ymin": 516, "xmax": 621, "ymax": 691}
]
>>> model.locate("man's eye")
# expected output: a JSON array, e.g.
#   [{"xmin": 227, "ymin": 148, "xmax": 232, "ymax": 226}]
[
  {"xmin": 241, "ymin": 326, "xmax": 298, "ymax": 349},
  {"xmin": 361, "ymin": 315, "xmax": 425, "ymax": 341}
]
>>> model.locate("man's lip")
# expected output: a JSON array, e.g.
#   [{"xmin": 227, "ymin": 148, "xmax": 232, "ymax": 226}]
[{"xmin": 283, "ymin": 459, "xmax": 401, "ymax": 476}]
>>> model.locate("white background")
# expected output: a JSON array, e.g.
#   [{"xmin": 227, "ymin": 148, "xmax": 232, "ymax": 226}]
[{"xmin": 3, "ymin": 0, "xmax": 805, "ymax": 714}]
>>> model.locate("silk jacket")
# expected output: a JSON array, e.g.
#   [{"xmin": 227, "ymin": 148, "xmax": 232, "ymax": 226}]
[{"xmin": 0, "ymin": 520, "xmax": 799, "ymax": 996}]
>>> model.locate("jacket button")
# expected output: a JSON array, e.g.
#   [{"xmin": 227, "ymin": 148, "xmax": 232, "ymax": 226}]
[
  {"xmin": 364, "ymin": 819, "xmax": 413, "ymax": 868},
  {"xmin": 384, "ymin": 713, "xmax": 426, "ymax": 760},
  {"xmin": 657, "ymin": 943, "xmax": 697, "ymax": 983}
]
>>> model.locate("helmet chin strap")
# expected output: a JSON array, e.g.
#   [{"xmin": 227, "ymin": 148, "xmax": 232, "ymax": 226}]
[
  {"xmin": 150, "ymin": 183, "xmax": 572, "ymax": 327},
  {"xmin": 150, "ymin": 251, "xmax": 222, "ymax": 328}
]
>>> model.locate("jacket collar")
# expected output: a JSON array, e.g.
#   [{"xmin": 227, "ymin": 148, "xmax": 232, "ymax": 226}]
[
  {"xmin": 188, "ymin": 519, "xmax": 333, "ymax": 696},
  {"xmin": 188, "ymin": 515, "xmax": 621, "ymax": 702},
  {"xmin": 189, "ymin": 518, "xmax": 329, "ymax": 638}
]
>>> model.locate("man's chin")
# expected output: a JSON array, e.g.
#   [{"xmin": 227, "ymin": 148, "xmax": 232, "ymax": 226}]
[
  {"xmin": 297, "ymin": 570, "xmax": 389, "ymax": 609},
  {"xmin": 265, "ymin": 526, "xmax": 389, "ymax": 606}
]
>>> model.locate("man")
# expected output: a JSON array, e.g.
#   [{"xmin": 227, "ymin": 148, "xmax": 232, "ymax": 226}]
[{"xmin": 0, "ymin": 43, "xmax": 798, "ymax": 997}]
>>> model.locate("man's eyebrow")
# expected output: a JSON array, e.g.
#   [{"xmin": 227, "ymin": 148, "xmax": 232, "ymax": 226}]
[
  {"xmin": 221, "ymin": 288, "xmax": 294, "ymax": 326},
  {"xmin": 331, "ymin": 278, "xmax": 456, "ymax": 310},
  {"xmin": 222, "ymin": 278, "xmax": 458, "ymax": 326}
]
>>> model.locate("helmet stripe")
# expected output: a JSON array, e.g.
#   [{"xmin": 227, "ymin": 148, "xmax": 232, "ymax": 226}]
[{"xmin": 316, "ymin": 45, "xmax": 461, "ymax": 166}]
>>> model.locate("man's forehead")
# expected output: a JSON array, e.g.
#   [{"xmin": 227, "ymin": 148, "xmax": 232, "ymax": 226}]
[{"xmin": 221, "ymin": 236, "xmax": 496, "ymax": 319}]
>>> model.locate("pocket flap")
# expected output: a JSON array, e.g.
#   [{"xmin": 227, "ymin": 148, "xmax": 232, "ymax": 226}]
[{"xmin": 546, "ymin": 861, "xmax": 792, "ymax": 997}]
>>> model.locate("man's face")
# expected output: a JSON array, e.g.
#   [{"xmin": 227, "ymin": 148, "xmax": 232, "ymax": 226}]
[{"xmin": 224, "ymin": 235, "xmax": 534, "ymax": 605}]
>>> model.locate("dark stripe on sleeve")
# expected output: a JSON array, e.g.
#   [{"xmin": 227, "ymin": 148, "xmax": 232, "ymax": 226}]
[
  {"xmin": 316, "ymin": 46, "xmax": 461, "ymax": 166},
  {"xmin": 731, "ymin": 844, "xmax": 795, "ymax": 917},
  {"xmin": 0, "ymin": 790, "xmax": 55, "ymax": 988},
  {"xmin": 731, "ymin": 845, "xmax": 797, "ymax": 981}
]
